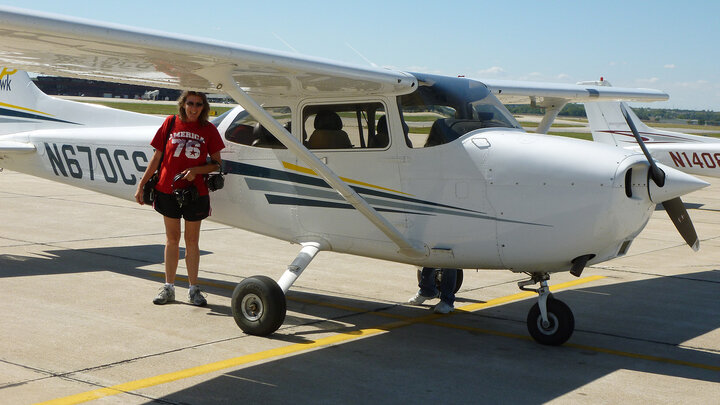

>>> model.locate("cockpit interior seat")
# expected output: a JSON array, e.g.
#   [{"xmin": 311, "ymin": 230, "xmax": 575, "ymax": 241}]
[
  {"xmin": 307, "ymin": 110, "xmax": 352, "ymax": 149},
  {"xmin": 424, "ymin": 118, "xmax": 492, "ymax": 147},
  {"xmin": 226, "ymin": 124, "xmax": 257, "ymax": 145}
]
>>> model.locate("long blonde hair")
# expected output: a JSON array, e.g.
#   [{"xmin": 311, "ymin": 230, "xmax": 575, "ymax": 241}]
[{"xmin": 177, "ymin": 91, "xmax": 210, "ymax": 124}]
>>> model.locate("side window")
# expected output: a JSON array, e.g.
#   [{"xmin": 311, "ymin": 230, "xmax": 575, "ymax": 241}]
[
  {"xmin": 224, "ymin": 106, "xmax": 291, "ymax": 149},
  {"xmin": 400, "ymin": 101, "xmax": 457, "ymax": 148},
  {"xmin": 302, "ymin": 102, "xmax": 387, "ymax": 150}
]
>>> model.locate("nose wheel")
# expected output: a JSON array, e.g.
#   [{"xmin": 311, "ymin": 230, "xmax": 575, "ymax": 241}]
[
  {"xmin": 519, "ymin": 273, "xmax": 575, "ymax": 346},
  {"xmin": 526, "ymin": 296, "xmax": 574, "ymax": 345}
]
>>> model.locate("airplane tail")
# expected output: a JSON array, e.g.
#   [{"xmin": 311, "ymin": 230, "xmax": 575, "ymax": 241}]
[
  {"xmin": 0, "ymin": 67, "xmax": 160, "ymax": 135},
  {"xmin": 584, "ymin": 101, "xmax": 647, "ymax": 147},
  {"xmin": 584, "ymin": 100, "xmax": 716, "ymax": 147}
]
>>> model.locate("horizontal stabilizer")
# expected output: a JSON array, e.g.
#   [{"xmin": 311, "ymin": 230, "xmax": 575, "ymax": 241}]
[{"xmin": 0, "ymin": 140, "xmax": 36, "ymax": 153}]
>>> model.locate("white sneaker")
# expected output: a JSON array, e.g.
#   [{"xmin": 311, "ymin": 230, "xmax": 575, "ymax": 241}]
[
  {"xmin": 188, "ymin": 286, "xmax": 207, "ymax": 307},
  {"xmin": 433, "ymin": 301, "xmax": 454, "ymax": 314},
  {"xmin": 407, "ymin": 292, "xmax": 438, "ymax": 305},
  {"xmin": 153, "ymin": 285, "xmax": 175, "ymax": 305}
]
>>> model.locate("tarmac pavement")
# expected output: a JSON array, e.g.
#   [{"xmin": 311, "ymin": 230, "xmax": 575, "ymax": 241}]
[{"xmin": 1, "ymin": 170, "xmax": 719, "ymax": 404}]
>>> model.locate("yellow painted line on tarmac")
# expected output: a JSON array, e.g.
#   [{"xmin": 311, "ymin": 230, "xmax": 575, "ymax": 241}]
[
  {"xmin": 563, "ymin": 342, "xmax": 720, "ymax": 372},
  {"xmin": 425, "ymin": 320, "xmax": 720, "ymax": 373},
  {"xmin": 454, "ymin": 275, "xmax": 606, "ymax": 313}
]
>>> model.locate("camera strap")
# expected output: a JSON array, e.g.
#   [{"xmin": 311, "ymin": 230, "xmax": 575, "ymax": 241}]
[{"xmin": 157, "ymin": 115, "xmax": 176, "ymax": 175}]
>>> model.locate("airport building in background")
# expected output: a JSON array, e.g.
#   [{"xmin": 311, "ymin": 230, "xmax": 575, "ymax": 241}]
[{"xmin": 32, "ymin": 75, "xmax": 181, "ymax": 100}]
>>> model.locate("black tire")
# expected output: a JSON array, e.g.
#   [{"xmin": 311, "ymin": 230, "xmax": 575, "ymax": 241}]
[
  {"xmin": 231, "ymin": 275, "xmax": 286, "ymax": 336},
  {"xmin": 416, "ymin": 268, "xmax": 464, "ymax": 294},
  {"xmin": 527, "ymin": 297, "xmax": 574, "ymax": 346}
]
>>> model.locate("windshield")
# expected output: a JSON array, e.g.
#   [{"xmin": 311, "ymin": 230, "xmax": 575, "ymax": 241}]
[{"xmin": 400, "ymin": 73, "xmax": 521, "ymax": 147}]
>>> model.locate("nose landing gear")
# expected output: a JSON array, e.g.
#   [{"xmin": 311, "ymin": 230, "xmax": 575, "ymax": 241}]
[{"xmin": 519, "ymin": 273, "xmax": 575, "ymax": 346}]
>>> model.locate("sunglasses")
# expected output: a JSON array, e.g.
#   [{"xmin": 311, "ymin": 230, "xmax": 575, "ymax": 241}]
[{"xmin": 186, "ymin": 101, "xmax": 204, "ymax": 107}]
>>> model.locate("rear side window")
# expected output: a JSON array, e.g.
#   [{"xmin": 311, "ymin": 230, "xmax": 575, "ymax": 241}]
[{"xmin": 224, "ymin": 107, "xmax": 291, "ymax": 149}]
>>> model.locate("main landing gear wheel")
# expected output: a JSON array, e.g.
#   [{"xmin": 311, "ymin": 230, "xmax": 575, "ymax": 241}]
[
  {"xmin": 231, "ymin": 275, "xmax": 286, "ymax": 336},
  {"xmin": 416, "ymin": 268, "xmax": 464, "ymax": 294},
  {"xmin": 526, "ymin": 296, "xmax": 574, "ymax": 346}
]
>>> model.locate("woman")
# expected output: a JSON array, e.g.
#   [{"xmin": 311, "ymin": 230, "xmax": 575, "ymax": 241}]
[{"xmin": 134, "ymin": 91, "xmax": 225, "ymax": 306}]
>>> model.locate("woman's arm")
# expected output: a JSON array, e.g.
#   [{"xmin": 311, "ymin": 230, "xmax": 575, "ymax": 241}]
[
  {"xmin": 180, "ymin": 151, "xmax": 222, "ymax": 181},
  {"xmin": 134, "ymin": 149, "xmax": 163, "ymax": 204}
]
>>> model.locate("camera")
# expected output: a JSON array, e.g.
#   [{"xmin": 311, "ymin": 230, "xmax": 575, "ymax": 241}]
[
  {"xmin": 206, "ymin": 173, "xmax": 224, "ymax": 191},
  {"xmin": 172, "ymin": 173, "xmax": 199, "ymax": 207},
  {"xmin": 173, "ymin": 186, "xmax": 198, "ymax": 207}
]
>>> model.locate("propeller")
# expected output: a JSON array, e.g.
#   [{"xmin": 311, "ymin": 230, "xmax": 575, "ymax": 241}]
[
  {"xmin": 620, "ymin": 104, "xmax": 699, "ymax": 251},
  {"xmin": 621, "ymin": 104, "xmax": 665, "ymax": 187}
]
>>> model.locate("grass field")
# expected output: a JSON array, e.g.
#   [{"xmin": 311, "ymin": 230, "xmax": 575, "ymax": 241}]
[
  {"xmin": 81, "ymin": 100, "xmax": 718, "ymax": 140},
  {"xmin": 78, "ymin": 100, "xmax": 234, "ymax": 117}
]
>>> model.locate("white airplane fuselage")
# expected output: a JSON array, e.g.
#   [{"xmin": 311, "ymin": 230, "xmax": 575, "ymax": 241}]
[{"xmin": 1, "ymin": 118, "xmax": 659, "ymax": 273}]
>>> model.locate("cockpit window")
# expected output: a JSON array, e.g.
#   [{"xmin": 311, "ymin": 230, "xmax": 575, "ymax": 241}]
[{"xmin": 399, "ymin": 73, "xmax": 521, "ymax": 147}]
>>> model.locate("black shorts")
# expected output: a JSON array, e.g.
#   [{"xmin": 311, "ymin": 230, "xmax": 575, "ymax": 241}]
[{"xmin": 153, "ymin": 191, "xmax": 210, "ymax": 221}]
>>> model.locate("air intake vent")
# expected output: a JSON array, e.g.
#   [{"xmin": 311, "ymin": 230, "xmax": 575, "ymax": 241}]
[
  {"xmin": 625, "ymin": 168, "xmax": 633, "ymax": 198},
  {"xmin": 618, "ymin": 240, "xmax": 632, "ymax": 256}
]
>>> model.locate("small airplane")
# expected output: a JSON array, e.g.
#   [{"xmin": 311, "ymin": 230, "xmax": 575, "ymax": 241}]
[
  {"xmin": 581, "ymin": 80, "xmax": 720, "ymax": 178},
  {"xmin": 0, "ymin": 7, "xmax": 709, "ymax": 345}
]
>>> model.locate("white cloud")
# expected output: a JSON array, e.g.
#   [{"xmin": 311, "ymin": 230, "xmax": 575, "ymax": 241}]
[
  {"xmin": 556, "ymin": 73, "xmax": 570, "ymax": 80},
  {"xmin": 664, "ymin": 64, "xmax": 676, "ymax": 69},
  {"xmin": 637, "ymin": 77, "xmax": 660, "ymax": 84},
  {"xmin": 477, "ymin": 66, "xmax": 505, "ymax": 75},
  {"xmin": 676, "ymin": 79, "xmax": 710, "ymax": 88}
]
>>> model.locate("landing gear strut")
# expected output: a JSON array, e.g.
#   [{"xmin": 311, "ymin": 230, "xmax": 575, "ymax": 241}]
[
  {"xmin": 231, "ymin": 242, "xmax": 322, "ymax": 336},
  {"xmin": 519, "ymin": 273, "xmax": 575, "ymax": 346}
]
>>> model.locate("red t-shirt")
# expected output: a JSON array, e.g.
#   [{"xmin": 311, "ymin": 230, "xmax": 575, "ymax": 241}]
[{"xmin": 151, "ymin": 115, "xmax": 225, "ymax": 196}]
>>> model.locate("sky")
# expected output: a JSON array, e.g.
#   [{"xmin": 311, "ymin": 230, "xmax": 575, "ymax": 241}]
[{"xmin": 2, "ymin": 0, "xmax": 719, "ymax": 111}]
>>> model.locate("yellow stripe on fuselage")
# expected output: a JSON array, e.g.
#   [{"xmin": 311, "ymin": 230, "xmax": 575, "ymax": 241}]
[
  {"xmin": 0, "ymin": 101, "xmax": 54, "ymax": 116},
  {"xmin": 282, "ymin": 161, "xmax": 413, "ymax": 196}
]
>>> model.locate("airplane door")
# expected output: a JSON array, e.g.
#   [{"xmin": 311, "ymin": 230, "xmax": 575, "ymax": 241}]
[{"xmin": 295, "ymin": 102, "xmax": 404, "ymax": 254}]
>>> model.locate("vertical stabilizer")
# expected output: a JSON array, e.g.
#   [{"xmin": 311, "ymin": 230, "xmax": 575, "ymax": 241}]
[
  {"xmin": 0, "ymin": 67, "xmax": 161, "ymax": 135},
  {"xmin": 584, "ymin": 101, "xmax": 646, "ymax": 147},
  {"xmin": 585, "ymin": 100, "xmax": 718, "ymax": 147}
]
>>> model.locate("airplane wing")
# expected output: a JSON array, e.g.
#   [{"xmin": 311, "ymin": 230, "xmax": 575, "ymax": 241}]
[
  {"xmin": 481, "ymin": 79, "xmax": 669, "ymax": 107},
  {"xmin": 479, "ymin": 79, "xmax": 669, "ymax": 134},
  {"xmin": 0, "ymin": 7, "xmax": 416, "ymax": 100},
  {"xmin": 0, "ymin": 6, "xmax": 427, "ymax": 258}
]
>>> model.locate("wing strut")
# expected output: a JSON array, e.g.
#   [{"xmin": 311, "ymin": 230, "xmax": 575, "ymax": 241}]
[
  {"xmin": 534, "ymin": 100, "xmax": 568, "ymax": 134},
  {"xmin": 216, "ymin": 73, "xmax": 428, "ymax": 259}
]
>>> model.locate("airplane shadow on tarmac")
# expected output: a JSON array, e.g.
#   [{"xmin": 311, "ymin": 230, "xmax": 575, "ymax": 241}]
[
  {"xmin": 0, "ymin": 244, "xmax": 201, "ymax": 280},
  {"xmin": 161, "ymin": 270, "xmax": 720, "ymax": 404},
  {"xmin": 1, "ymin": 246, "xmax": 718, "ymax": 403}
]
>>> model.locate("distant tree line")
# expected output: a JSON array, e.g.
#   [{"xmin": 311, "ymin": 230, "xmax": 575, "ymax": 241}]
[{"xmin": 507, "ymin": 104, "xmax": 720, "ymax": 125}]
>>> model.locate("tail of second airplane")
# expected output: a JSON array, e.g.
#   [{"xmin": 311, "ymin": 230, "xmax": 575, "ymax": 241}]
[
  {"xmin": 585, "ymin": 100, "xmax": 716, "ymax": 147},
  {"xmin": 0, "ymin": 67, "xmax": 161, "ymax": 135}
]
